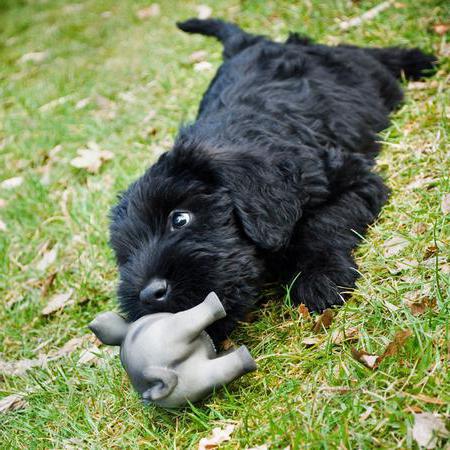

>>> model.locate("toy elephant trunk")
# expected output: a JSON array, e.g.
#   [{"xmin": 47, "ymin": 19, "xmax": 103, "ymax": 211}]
[{"xmin": 88, "ymin": 292, "xmax": 257, "ymax": 408}]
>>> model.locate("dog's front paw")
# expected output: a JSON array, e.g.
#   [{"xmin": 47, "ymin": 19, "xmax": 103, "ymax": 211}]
[{"xmin": 290, "ymin": 273, "xmax": 348, "ymax": 312}]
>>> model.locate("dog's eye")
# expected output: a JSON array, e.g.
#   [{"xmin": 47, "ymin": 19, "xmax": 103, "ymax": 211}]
[{"xmin": 171, "ymin": 211, "xmax": 191, "ymax": 229}]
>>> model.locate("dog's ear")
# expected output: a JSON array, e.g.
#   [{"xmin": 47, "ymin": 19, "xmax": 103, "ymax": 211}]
[{"xmin": 211, "ymin": 151, "xmax": 305, "ymax": 251}]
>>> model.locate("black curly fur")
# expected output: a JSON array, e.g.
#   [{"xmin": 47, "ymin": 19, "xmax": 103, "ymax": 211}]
[{"xmin": 109, "ymin": 19, "xmax": 436, "ymax": 342}]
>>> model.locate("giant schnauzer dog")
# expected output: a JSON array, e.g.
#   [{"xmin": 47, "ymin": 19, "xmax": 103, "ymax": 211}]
[{"xmin": 109, "ymin": 19, "xmax": 436, "ymax": 342}]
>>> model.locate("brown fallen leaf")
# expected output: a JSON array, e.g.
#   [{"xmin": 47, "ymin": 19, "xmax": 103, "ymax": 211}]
[
  {"xmin": 376, "ymin": 330, "xmax": 412, "ymax": 367},
  {"xmin": 78, "ymin": 345, "xmax": 101, "ymax": 365},
  {"xmin": 136, "ymin": 4, "xmax": 160, "ymax": 20},
  {"xmin": 70, "ymin": 142, "xmax": 114, "ymax": 174},
  {"xmin": 412, "ymin": 413, "xmax": 449, "ymax": 449},
  {"xmin": 42, "ymin": 289, "xmax": 74, "ymax": 316},
  {"xmin": 441, "ymin": 194, "xmax": 450, "ymax": 215},
  {"xmin": 433, "ymin": 23, "xmax": 449, "ymax": 35},
  {"xmin": 37, "ymin": 247, "xmax": 58, "ymax": 272},
  {"xmin": 0, "ymin": 394, "xmax": 28, "ymax": 413},
  {"xmin": 331, "ymin": 327, "xmax": 359, "ymax": 345},
  {"xmin": 423, "ymin": 245, "xmax": 438, "ymax": 260},
  {"xmin": 198, "ymin": 424, "xmax": 235, "ymax": 450},
  {"xmin": 0, "ymin": 357, "xmax": 48, "ymax": 377},
  {"xmin": 405, "ymin": 292, "xmax": 436, "ymax": 316},
  {"xmin": 351, "ymin": 349, "xmax": 379, "ymax": 369},
  {"xmin": 298, "ymin": 303, "xmax": 310, "ymax": 319},
  {"xmin": 412, "ymin": 222, "xmax": 428, "ymax": 235},
  {"xmin": 220, "ymin": 338, "xmax": 235, "ymax": 351},
  {"xmin": 196, "ymin": 5, "xmax": 212, "ymax": 19},
  {"xmin": 412, "ymin": 394, "xmax": 446, "ymax": 405},
  {"xmin": 50, "ymin": 335, "xmax": 95, "ymax": 358},
  {"xmin": 382, "ymin": 236, "xmax": 409, "ymax": 258},
  {"xmin": 312, "ymin": 309, "xmax": 334, "ymax": 333},
  {"xmin": 1, "ymin": 176, "xmax": 23, "ymax": 189},
  {"xmin": 405, "ymin": 405, "xmax": 423, "ymax": 413},
  {"xmin": 41, "ymin": 271, "xmax": 57, "ymax": 297},
  {"xmin": 352, "ymin": 329, "xmax": 412, "ymax": 370}
]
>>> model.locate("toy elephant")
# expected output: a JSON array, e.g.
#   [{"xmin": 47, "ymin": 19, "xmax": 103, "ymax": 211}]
[{"xmin": 88, "ymin": 292, "xmax": 257, "ymax": 408}]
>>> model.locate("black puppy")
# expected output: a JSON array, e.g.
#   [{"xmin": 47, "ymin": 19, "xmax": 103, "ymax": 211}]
[{"xmin": 110, "ymin": 19, "xmax": 435, "ymax": 342}]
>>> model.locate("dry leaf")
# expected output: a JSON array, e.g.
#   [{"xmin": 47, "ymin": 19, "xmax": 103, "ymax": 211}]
[
  {"xmin": 331, "ymin": 327, "xmax": 359, "ymax": 345},
  {"xmin": 198, "ymin": 424, "xmax": 235, "ymax": 450},
  {"xmin": 382, "ymin": 236, "xmax": 409, "ymax": 258},
  {"xmin": 339, "ymin": 1, "xmax": 392, "ymax": 30},
  {"xmin": 51, "ymin": 335, "xmax": 94, "ymax": 358},
  {"xmin": 389, "ymin": 259, "xmax": 419, "ymax": 275},
  {"xmin": 189, "ymin": 50, "xmax": 208, "ymax": 63},
  {"xmin": 37, "ymin": 247, "xmax": 57, "ymax": 271},
  {"xmin": 377, "ymin": 330, "xmax": 412, "ymax": 365},
  {"xmin": 221, "ymin": 338, "xmax": 235, "ymax": 351},
  {"xmin": 42, "ymin": 289, "xmax": 74, "ymax": 315},
  {"xmin": 0, "ymin": 219, "xmax": 6, "ymax": 232},
  {"xmin": 1, "ymin": 176, "xmax": 23, "ymax": 189},
  {"xmin": 136, "ymin": 4, "xmax": 160, "ymax": 20},
  {"xmin": 301, "ymin": 336, "xmax": 322, "ymax": 346},
  {"xmin": 78, "ymin": 345, "xmax": 100, "ymax": 365},
  {"xmin": 441, "ymin": 194, "xmax": 450, "ymax": 215},
  {"xmin": 409, "ymin": 298, "xmax": 436, "ymax": 316},
  {"xmin": 405, "ymin": 405, "xmax": 423, "ymax": 413},
  {"xmin": 194, "ymin": 61, "xmax": 213, "ymax": 72},
  {"xmin": 412, "ymin": 222, "xmax": 427, "ymax": 235},
  {"xmin": 351, "ymin": 349, "xmax": 378, "ymax": 369},
  {"xmin": 0, "ymin": 394, "xmax": 28, "ymax": 413},
  {"xmin": 406, "ymin": 176, "xmax": 437, "ymax": 190},
  {"xmin": 360, "ymin": 406, "xmax": 374, "ymax": 421},
  {"xmin": 412, "ymin": 394, "xmax": 446, "ymax": 405},
  {"xmin": 412, "ymin": 413, "xmax": 449, "ymax": 449},
  {"xmin": 0, "ymin": 357, "xmax": 47, "ymax": 377},
  {"xmin": 298, "ymin": 303, "xmax": 310, "ymax": 319},
  {"xmin": 352, "ymin": 330, "xmax": 412, "ymax": 370},
  {"xmin": 41, "ymin": 271, "xmax": 57, "ymax": 297},
  {"xmin": 433, "ymin": 23, "xmax": 449, "ymax": 35},
  {"xmin": 70, "ymin": 142, "xmax": 114, "ymax": 174},
  {"xmin": 19, "ymin": 51, "xmax": 48, "ymax": 64},
  {"xmin": 196, "ymin": 5, "xmax": 212, "ymax": 19},
  {"xmin": 312, "ymin": 309, "xmax": 334, "ymax": 333}
]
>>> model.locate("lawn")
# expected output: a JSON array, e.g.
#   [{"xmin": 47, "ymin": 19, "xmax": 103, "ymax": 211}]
[{"xmin": 0, "ymin": 0, "xmax": 449, "ymax": 448}]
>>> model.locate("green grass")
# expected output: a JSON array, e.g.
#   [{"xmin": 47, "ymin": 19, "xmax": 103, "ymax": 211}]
[{"xmin": 0, "ymin": 0, "xmax": 449, "ymax": 448}]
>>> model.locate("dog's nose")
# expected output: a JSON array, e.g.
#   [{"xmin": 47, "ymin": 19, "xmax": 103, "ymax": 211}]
[{"xmin": 140, "ymin": 278, "xmax": 169, "ymax": 303}]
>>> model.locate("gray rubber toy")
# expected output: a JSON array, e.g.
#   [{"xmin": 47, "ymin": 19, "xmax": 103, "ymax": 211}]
[{"xmin": 88, "ymin": 292, "xmax": 257, "ymax": 408}]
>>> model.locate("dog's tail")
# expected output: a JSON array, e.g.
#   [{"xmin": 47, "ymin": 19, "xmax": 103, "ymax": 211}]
[
  {"xmin": 177, "ymin": 18, "xmax": 262, "ymax": 58},
  {"xmin": 364, "ymin": 47, "xmax": 437, "ymax": 80}
]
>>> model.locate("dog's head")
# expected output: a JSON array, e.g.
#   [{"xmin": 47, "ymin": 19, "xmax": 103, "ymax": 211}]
[{"xmin": 109, "ymin": 135, "xmax": 306, "ymax": 337}]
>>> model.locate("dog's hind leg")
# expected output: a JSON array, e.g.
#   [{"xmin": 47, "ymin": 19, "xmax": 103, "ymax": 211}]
[
  {"xmin": 286, "ymin": 154, "xmax": 389, "ymax": 312},
  {"xmin": 177, "ymin": 18, "xmax": 263, "ymax": 59}
]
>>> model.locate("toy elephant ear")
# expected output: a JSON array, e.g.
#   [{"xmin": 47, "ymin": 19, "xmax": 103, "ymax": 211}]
[
  {"xmin": 142, "ymin": 367, "xmax": 178, "ymax": 402},
  {"xmin": 88, "ymin": 311, "xmax": 129, "ymax": 346}
]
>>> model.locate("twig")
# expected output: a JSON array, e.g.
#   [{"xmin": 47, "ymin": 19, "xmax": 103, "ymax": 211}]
[{"xmin": 339, "ymin": 1, "xmax": 393, "ymax": 30}]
